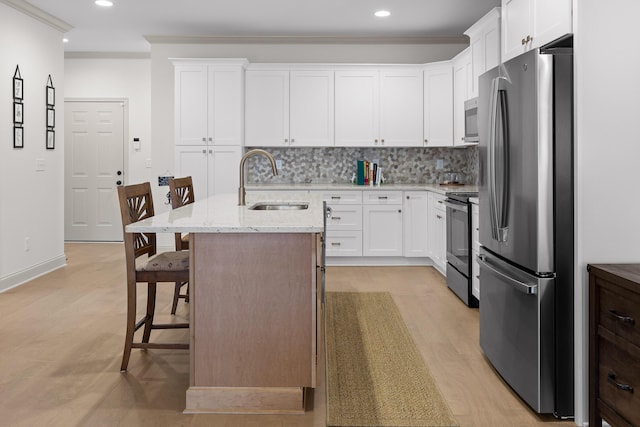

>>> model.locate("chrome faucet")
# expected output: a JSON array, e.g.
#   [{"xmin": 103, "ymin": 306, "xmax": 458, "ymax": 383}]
[{"xmin": 238, "ymin": 149, "xmax": 278, "ymax": 205}]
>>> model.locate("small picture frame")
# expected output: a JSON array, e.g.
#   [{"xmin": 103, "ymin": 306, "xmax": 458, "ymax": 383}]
[
  {"xmin": 46, "ymin": 129, "xmax": 55, "ymax": 149},
  {"xmin": 14, "ymin": 102, "xmax": 24, "ymax": 124},
  {"xmin": 13, "ymin": 65, "xmax": 23, "ymax": 100},
  {"xmin": 14, "ymin": 126, "xmax": 24, "ymax": 148},
  {"xmin": 47, "ymin": 107, "xmax": 55, "ymax": 128},
  {"xmin": 46, "ymin": 75, "xmax": 55, "ymax": 106}
]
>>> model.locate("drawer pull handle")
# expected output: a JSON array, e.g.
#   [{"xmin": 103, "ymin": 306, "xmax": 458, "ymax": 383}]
[
  {"xmin": 331, "ymin": 196, "xmax": 341, "ymax": 200},
  {"xmin": 331, "ymin": 217, "xmax": 341, "ymax": 220},
  {"xmin": 607, "ymin": 372, "xmax": 634, "ymax": 393},
  {"xmin": 609, "ymin": 310, "xmax": 636, "ymax": 325},
  {"xmin": 378, "ymin": 196, "xmax": 388, "ymax": 200},
  {"xmin": 331, "ymin": 242, "xmax": 341, "ymax": 246}
]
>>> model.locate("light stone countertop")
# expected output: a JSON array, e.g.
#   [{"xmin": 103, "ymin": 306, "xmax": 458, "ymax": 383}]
[
  {"xmin": 247, "ymin": 183, "xmax": 479, "ymax": 195},
  {"xmin": 125, "ymin": 192, "xmax": 325, "ymax": 234}
]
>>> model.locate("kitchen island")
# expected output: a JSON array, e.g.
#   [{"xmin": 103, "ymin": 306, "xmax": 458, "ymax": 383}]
[{"xmin": 126, "ymin": 192, "xmax": 325, "ymax": 414}]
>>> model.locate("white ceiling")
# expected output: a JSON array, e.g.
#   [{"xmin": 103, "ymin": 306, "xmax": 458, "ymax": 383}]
[{"xmin": 24, "ymin": 0, "xmax": 500, "ymax": 52}]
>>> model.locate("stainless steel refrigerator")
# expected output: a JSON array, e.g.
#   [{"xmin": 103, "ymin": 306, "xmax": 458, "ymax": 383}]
[{"xmin": 477, "ymin": 35, "xmax": 574, "ymax": 418}]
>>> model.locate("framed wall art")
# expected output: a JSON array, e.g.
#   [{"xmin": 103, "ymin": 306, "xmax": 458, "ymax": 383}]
[
  {"xmin": 14, "ymin": 102, "xmax": 24, "ymax": 124},
  {"xmin": 14, "ymin": 126, "xmax": 24, "ymax": 148},
  {"xmin": 46, "ymin": 75, "xmax": 55, "ymax": 106},
  {"xmin": 46, "ymin": 129, "xmax": 55, "ymax": 149},
  {"xmin": 47, "ymin": 107, "xmax": 55, "ymax": 128}
]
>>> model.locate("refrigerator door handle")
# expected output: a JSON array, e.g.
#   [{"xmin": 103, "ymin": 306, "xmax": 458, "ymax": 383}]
[
  {"xmin": 477, "ymin": 255, "xmax": 537, "ymax": 295},
  {"xmin": 488, "ymin": 77, "xmax": 510, "ymax": 243}
]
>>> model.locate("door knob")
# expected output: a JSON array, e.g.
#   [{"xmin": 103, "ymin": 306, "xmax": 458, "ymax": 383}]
[
  {"xmin": 116, "ymin": 180, "xmax": 122, "ymax": 185},
  {"xmin": 117, "ymin": 171, "xmax": 122, "ymax": 176}
]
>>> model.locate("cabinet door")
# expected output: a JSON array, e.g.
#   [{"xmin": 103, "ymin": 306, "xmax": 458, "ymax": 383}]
[
  {"xmin": 453, "ymin": 49, "xmax": 472, "ymax": 146},
  {"xmin": 175, "ymin": 146, "xmax": 208, "ymax": 198},
  {"xmin": 502, "ymin": 0, "xmax": 532, "ymax": 62},
  {"xmin": 290, "ymin": 71, "xmax": 334, "ymax": 147},
  {"xmin": 245, "ymin": 70, "xmax": 289, "ymax": 146},
  {"xmin": 335, "ymin": 70, "xmax": 379, "ymax": 147},
  {"xmin": 175, "ymin": 66, "xmax": 208, "ymax": 146},
  {"xmin": 428, "ymin": 193, "xmax": 447, "ymax": 274},
  {"xmin": 209, "ymin": 146, "xmax": 242, "ymax": 197},
  {"xmin": 533, "ymin": 0, "xmax": 572, "ymax": 49},
  {"xmin": 209, "ymin": 67, "xmax": 243, "ymax": 146},
  {"xmin": 379, "ymin": 69, "xmax": 423, "ymax": 147},
  {"xmin": 469, "ymin": 36, "xmax": 485, "ymax": 99},
  {"xmin": 363, "ymin": 205, "xmax": 403, "ymax": 257},
  {"xmin": 424, "ymin": 65, "xmax": 453, "ymax": 147},
  {"xmin": 403, "ymin": 192, "xmax": 429, "ymax": 257}
]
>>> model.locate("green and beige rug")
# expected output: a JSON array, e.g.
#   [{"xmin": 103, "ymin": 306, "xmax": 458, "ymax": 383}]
[{"xmin": 325, "ymin": 292, "xmax": 459, "ymax": 427}]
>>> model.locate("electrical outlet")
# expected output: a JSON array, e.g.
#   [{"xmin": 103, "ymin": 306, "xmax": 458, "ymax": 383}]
[
  {"xmin": 275, "ymin": 159, "xmax": 283, "ymax": 170},
  {"xmin": 158, "ymin": 176, "xmax": 174, "ymax": 186},
  {"xmin": 436, "ymin": 159, "xmax": 444, "ymax": 170}
]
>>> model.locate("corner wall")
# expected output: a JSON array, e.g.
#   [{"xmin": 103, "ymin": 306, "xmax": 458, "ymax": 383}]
[{"xmin": 0, "ymin": 3, "xmax": 66, "ymax": 291}]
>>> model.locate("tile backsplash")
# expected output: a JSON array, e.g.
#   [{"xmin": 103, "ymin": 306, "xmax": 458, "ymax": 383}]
[{"xmin": 245, "ymin": 146, "xmax": 478, "ymax": 185}]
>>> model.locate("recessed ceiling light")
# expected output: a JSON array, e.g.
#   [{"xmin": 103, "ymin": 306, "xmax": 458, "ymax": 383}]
[
  {"xmin": 63, "ymin": 38, "xmax": 69, "ymax": 43},
  {"xmin": 375, "ymin": 10, "xmax": 391, "ymax": 17},
  {"xmin": 95, "ymin": 0, "xmax": 113, "ymax": 7}
]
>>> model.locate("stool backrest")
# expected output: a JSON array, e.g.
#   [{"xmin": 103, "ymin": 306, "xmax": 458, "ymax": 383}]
[
  {"xmin": 168, "ymin": 176, "xmax": 195, "ymax": 209},
  {"xmin": 117, "ymin": 182, "xmax": 157, "ymax": 272}
]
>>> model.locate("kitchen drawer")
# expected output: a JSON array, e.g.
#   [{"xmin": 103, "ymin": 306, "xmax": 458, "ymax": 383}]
[
  {"xmin": 325, "ymin": 205, "xmax": 362, "ymax": 231},
  {"xmin": 431, "ymin": 193, "xmax": 446, "ymax": 212},
  {"xmin": 598, "ymin": 286, "xmax": 640, "ymax": 348},
  {"xmin": 325, "ymin": 231, "xmax": 362, "ymax": 257},
  {"xmin": 363, "ymin": 191, "xmax": 402, "ymax": 205},
  {"xmin": 598, "ymin": 335, "xmax": 640, "ymax": 426},
  {"xmin": 321, "ymin": 191, "xmax": 362, "ymax": 205}
]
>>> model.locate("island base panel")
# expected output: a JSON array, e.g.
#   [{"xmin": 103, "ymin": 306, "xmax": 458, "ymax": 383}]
[{"xmin": 184, "ymin": 386, "xmax": 306, "ymax": 414}]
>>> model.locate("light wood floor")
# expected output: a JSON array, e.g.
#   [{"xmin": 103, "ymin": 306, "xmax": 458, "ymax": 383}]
[{"xmin": 0, "ymin": 243, "xmax": 574, "ymax": 427}]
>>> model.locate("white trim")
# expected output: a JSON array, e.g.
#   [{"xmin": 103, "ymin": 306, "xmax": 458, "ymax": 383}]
[
  {"xmin": 65, "ymin": 52, "xmax": 151, "ymax": 59},
  {"xmin": 146, "ymin": 35, "xmax": 468, "ymax": 45},
  {"xmin": 0, "ymin": 254, "xmax": 67, "ymax": 293},
  {"xmin": 0, "ymin": 0, "xmax": 72, "ymax": 32},
  {"xmin": 326, "ymin": 256, "xmax": 433, "ymax": 267}
]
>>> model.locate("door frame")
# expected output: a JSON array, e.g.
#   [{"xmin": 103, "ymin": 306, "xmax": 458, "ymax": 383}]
[{"xmin": 64, "ymin": 97, "xmax": 129, "ymax": 241}]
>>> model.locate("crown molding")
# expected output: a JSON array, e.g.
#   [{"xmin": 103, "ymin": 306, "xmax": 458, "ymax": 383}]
[
  {"xmin": 0, "ymin": 0, "xmax": 72, "ymax": 32},
  {"xmin": 64, "ymin": 52, "xmax": 151, "ymax": 59},
  {"xmin": 145, "ymin": 35, "xmax": 468, "ymax": 45}
]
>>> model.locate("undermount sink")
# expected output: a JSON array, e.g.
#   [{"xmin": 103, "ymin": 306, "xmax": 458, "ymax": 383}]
[{"xmin": 249, "ymin": 202, "xmax": 309, "ymax": 211}]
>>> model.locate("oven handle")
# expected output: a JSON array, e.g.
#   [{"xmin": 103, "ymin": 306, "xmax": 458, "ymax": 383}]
[
  {"xmin": 477, "ymin": 255, "xmax": 538, "ymax": 295},
  {"xmin": 443, "ymin": 200, "xmax": 468, "ymax": 213}
]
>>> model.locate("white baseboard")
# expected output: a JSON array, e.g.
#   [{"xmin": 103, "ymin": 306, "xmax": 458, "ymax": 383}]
[
  {"xmin": 0, "ymin": 254, "xmax": 67, "ymax": 293},
  {"xmin": 326, "ymin": 256, "xmax": 432, "ymax": 267}
]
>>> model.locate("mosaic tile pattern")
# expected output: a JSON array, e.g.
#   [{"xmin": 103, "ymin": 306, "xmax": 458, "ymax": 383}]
[{"xmin": 245, "ymin": 146, "xmax": 478, "ymax": 185}]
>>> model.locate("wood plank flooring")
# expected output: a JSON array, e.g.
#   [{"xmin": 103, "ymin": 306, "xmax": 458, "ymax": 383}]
[{"xmin": 0, "ymin": 243, "xmax": 573, "ymax": 426}]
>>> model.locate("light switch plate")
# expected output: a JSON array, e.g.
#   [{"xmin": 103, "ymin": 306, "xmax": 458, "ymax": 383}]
[{"xmin": 36, "ymin": 158, "xmax": 45, "ymax": 171}]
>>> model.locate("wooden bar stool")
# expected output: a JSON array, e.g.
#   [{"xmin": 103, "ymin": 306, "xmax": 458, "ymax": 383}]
[
  {"xmin": 168, "ymin": 176, "xmax": 194, "ymax": 314},
  {"xmin": 117, "ymin": 182, "xmax": 189, "ymax": 372}
]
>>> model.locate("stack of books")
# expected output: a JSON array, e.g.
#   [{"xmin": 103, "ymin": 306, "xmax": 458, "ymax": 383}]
[{"xmin": 356, "ymin": 160, "xmax": 382, "ymax": 186}]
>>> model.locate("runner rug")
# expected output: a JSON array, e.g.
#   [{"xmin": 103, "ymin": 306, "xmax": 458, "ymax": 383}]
[{"xmin": 325, "ymin": 292, "xmax": 459, "ymax": 427}]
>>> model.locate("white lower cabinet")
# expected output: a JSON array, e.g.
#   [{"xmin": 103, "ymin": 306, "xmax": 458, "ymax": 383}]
[
  {"xmin": 363, "ymin": 191, "xmax": 403, "ymax": 257},
  {"xmin": 428, "ymin": 192, "xmax": 447, "ymax": 274},
  {"xmin": 471, "ymin": 201, "xmax": 480, "ymax": 300},
  {"xmin": 403, "ymin": 191, "xmax": 429, "ymax": 257},
  {"xmin": 174, "ymin": 145, "xmax": 241, "ymax": 197},
  {"xmin": 323, "ymin": 191, "xmax": 363, "ymax": 257}
]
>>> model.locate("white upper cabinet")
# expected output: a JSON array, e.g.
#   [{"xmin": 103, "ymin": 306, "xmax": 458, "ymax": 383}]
[
  {"xmin": 335, "ymin": 70, "xmax": 380, "ymax": 147},
  {"xmin": 245, "ymin": 70, "xmax": 290, "ymax": 146},
  {"xmin": 501, "ymin": 0, "xmax": 572, "ymax": 62},
  {"xmin": 335, "ymin": 68, "xmax": 423, "ymax": 147},
  {"xmin": 173, "ymin": 60, "xmax": 245, "ymax": 146},
  {"xmin": 423, "ymin": 63, "xmax": 453, "ymax": 147},
  {"xmin": 289, "ymin": 71, "xmax": 334, "ymax": 147},
  {"xmin": 379, "ymin": 69, "xmax": 423, "ymax": 147},
  {"xmin": 452, "ymin": 48, "xmax": 472, "ymax": 147},
  {"xmin": 465, "ymin": 7, "xmax": 501, "ymax": 99},
  {"xmin": 245, "ymin": 69, "xmax": 334, "ymax": 147}
]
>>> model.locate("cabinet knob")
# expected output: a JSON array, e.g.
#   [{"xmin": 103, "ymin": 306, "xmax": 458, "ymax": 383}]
[
  {"xmin": 398, "ymin": 209, "xmax": 402, "ymax": 213},
  {"xmin": 202, "ymin": 137, "xmax": 206, "ymax": 142},
  {"xmin": 284, "ymin": 138, "xmax": 288, "ymax": 143},
  {"xmin": 208, "ymin": 137, "xmax": 212, "ymax": 142},
  {"xmin": 202, "ymin": 149, "xmax": 206, "ymax": 154},
  {"xmin": 291, "ymin": 138, "xmax": 295, "ymax": 143},
  {"xmin": 381, "ymin": 139, "xmax": 385, "ymax": 145},
  {"xmin": 374, "ymin": 139, "xmax": 378, "ymax": 144},
  {"xmin": 406, "ymin": 195, "xmax": 410, "ymax": 200},
  {"xmin": 424, "ymin": 139, "xmax": 428, "ymax": 143}
]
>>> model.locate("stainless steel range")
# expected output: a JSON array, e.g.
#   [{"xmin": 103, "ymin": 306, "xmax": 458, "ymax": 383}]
[{"xmin": 444, "ymin": 191, "xmax": 478, "ymax": 308}]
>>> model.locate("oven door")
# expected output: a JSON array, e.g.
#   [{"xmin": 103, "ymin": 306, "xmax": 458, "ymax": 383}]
[{"xmin": 444, "ymin": 198, "xmax": 470, "ymax": 277}]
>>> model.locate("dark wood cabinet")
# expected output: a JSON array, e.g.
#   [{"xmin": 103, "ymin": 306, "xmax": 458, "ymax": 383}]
[{"xmin": 589, "ymin": 264, "xmax": 640, "ymax": 427}]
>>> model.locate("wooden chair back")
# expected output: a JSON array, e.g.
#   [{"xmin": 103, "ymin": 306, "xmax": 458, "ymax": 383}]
[
  {"xmin": 168, "ymin": 176, "xmax": 195, "ymax": 251},
  {"xmin": 117, "ymin": 182, "xmax": 157, "ymax": 274}
]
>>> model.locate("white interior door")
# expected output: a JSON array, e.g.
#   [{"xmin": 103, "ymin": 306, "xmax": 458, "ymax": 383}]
[{"xmin": 65, "ymin": 101, "xmax": 125, "ymax": 241}]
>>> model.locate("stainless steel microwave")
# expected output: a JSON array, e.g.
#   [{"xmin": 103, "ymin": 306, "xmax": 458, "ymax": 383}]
[{"xmin": 464, "ymin": 97, "xmax": 479, "ymax": 143}]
